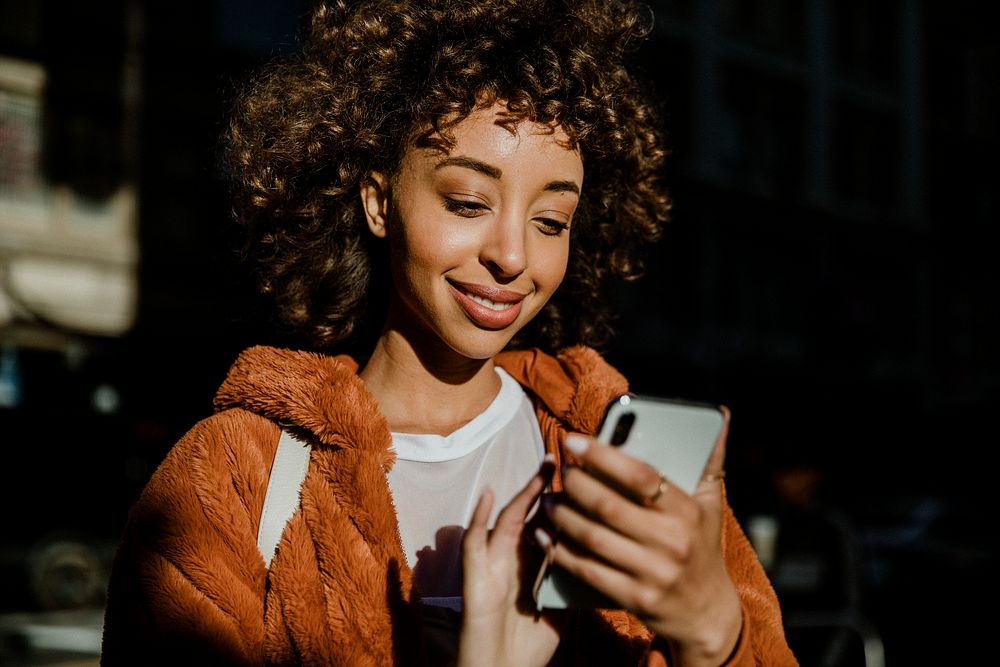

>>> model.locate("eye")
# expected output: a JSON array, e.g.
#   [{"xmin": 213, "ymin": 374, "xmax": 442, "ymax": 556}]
[
  {"xmin": 443, "ymin": 197, "xmax": 489, "ymax": 218},
  {"xmin": 534, "ymin": 217, "xmax": 570, "ymax": 237}
]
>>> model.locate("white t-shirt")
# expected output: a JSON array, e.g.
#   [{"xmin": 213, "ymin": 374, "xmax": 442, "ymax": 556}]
[{"xmin": 387, "ymin": 367, "xmax": 545, "ymax": 611}]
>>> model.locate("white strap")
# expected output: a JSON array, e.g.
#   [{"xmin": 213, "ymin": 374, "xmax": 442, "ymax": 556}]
[{"xmin": 257, "ymin": 430, "xmax": 311, "ymax": 568}]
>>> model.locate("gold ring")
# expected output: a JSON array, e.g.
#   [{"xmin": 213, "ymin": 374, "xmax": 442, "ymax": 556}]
[
  {"xmin": 643, "ymin": 475, "xmax": 668, "ymax": 507},
  {"xmin": 702, "ymin": 469, "xmax": 727, "ymax": 483}
]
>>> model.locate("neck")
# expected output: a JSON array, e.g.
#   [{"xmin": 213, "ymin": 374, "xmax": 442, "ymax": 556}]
[{"xmin": 359, "ymin": 329, "xmax": 502, "ymax": 436}]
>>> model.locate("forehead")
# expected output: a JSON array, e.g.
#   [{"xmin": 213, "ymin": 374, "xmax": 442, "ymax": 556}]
[
  {"xmin": 411, "ymin": 102, "xmax": 579, "ymax": 162},
  {"xmin": 404, "ymin": 104, "xmax": 582, "ymax": 175},
  {"xmin": 455, "ymin": 107, "xmax": 570, "ymax": 149}
]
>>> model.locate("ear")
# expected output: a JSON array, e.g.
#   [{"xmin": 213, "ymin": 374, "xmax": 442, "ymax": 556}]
[{"xmin": 360, "ymin": 171, "xmax": 390, "ymax": 239}]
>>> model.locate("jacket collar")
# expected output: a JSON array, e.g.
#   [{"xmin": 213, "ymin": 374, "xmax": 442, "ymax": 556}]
[
  {"xmin": 214, "ymin": 346, "xmax": 385, "ymax": 451},
  {"xmin": 495, "ymin": 345, "xmax": 628, "ymax": 436},
  {"xmin": 214, "ymin": 344, "xmax": 628, "ymax": 448}
]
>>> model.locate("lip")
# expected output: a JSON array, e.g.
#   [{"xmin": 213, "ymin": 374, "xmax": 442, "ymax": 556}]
[{"xmin": 447, "ymin": 279, "xmax": 526, "ymax": 329}]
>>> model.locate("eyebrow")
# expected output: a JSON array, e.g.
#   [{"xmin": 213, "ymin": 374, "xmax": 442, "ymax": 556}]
[
  {"xmin": 435, "ymin": 156, "xmax": 580, "ymax": 195},
  {"xmin": 436, "ymin": 156, "xmax": 501, "ymax": 180},
  {"xmin": 544, "ymin": 180, "xmax": 581, "ymax": 195}
]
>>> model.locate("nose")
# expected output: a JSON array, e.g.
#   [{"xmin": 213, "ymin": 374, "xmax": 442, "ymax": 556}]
[{"xmin": 480, "ymin": 215, "xmax": 527, "ymax": 279}]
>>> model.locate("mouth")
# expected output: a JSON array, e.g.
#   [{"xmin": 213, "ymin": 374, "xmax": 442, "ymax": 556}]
[
  {"xmin": 463, "ymin": 291, "xmax": 518, "ymax": 311},
  {"xmin": 447, "ymin": 280, "xmax": 526, "ymax": 329}
]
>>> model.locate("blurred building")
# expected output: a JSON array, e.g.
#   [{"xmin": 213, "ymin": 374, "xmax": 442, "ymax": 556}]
[{"xmin": 612, "ymin": 2, "xmax": 997, "ymax": 665}]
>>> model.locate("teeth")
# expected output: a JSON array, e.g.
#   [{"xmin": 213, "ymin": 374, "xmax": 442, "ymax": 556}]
[{"xmin": 465, "ymin": 291, "xmax": 515, "ymax": 311}]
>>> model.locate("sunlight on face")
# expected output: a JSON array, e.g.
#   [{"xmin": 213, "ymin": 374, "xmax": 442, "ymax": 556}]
[{"xmin": 363, "ymin": 103, "xmax": 584, "ymax": 362}]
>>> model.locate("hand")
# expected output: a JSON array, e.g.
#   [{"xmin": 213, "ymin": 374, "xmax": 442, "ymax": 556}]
[
  {"xmin": 455, "ymin": 459, "xmax": 565, "ymax": 667},
  {"xmin": 538, "ymin": 428, "xmax": 742, "ymax": 667}
]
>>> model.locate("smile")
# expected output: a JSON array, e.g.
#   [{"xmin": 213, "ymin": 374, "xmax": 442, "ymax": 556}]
[
  {"xmin": 464, "ymin": 292, "xmax": 516, "ymax": 311},
  {"xmin": 447, "ymin": 280, "xmax": 526, "ymax": 329}
]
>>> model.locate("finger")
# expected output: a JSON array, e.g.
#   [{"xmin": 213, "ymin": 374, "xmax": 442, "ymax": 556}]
[
  {"xmin": 560, "ymin": 465, "xmax": 692, "ymax": 547},
  {"xmin": 545, "ymin": 493, "xmax": 656, "ymax": 579},
  {"xmin": 548, "ymin": 536, "xmax": 662, "ymax": 614},
  {"xmin": 564, "ymin": 433, "xmax": 669, "ymax": 505},
  {"xmin": 463, "ymin": 488, "xmax": 493, "ymax": 565},
  {"xmin": 525, "ymin": 454, "xmax": 557, "ymax": 523},
  {"xmin": 493, "ymin": 468, "xmax": 548, "ymax": 538},
  {"xmin": 470, "ymin": 487, "xmax": 494, "ymax": 528},
  {"xmin": 695, "ymin": 406, "xmax": 730, "ymax": 492},
  {"xmin": 526, "ymin": 491, "xmax": 560, "ymax": 538}
]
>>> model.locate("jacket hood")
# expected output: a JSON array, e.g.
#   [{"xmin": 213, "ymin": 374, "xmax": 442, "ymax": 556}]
[{"xmin": 214, "ymin": 347, "xmax": 380, "ymax": 450}]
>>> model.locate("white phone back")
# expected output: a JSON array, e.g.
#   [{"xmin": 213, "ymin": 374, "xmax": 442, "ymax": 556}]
[{"xmin": 534, "ymin": 395, "xmax": 724, "ymax": 610}]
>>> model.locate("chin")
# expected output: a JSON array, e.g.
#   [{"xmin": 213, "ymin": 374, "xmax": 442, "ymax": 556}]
[{"xmin": 444, "ymin": 327, "xmax": 520, "ymax": 361}]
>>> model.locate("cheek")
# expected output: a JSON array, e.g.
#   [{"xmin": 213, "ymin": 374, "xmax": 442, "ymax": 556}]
[
  {"xmin": 537, "ymin": 241, "xmax": 570, "ymax": 292},
  {"xmin": 392, "ymin": 220, "xmax": 474, "ymax": 291},
  {"xmin": 402, "ymin": 228, "xmax": 468, "ymax": 273}
]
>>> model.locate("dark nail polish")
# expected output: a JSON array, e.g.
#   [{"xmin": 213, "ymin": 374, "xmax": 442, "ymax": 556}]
[{"xmin": 541, "ymin": 491, "xmax": 567, "ymax": 515}]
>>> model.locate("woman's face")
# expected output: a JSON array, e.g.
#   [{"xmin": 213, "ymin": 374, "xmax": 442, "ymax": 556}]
[{"xmin": 362, "ymin": 103, "xmax": 583, "ymax": 361}]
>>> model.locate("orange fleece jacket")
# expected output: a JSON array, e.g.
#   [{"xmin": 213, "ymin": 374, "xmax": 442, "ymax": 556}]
[{"xmin": 101, "ymin": 345, "xmax": 797, "ymax": 666}]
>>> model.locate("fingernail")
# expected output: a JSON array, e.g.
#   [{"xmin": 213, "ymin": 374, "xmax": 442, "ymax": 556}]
[
  {"xmin": 539, "ymin": 455, "xmax": 556, "ymax": 483},
  {"xmin": 564, "ymin": 433, "xmax": 589, "ymax": 456},
  {"xmin": 534, "ymin": 527, "xmax": 553, "ymax": 550},
  {"xmin": 542, "ymin": 492, "xmax": 564, "ymax": 518}
]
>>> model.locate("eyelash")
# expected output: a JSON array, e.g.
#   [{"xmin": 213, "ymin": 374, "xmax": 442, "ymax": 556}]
[
  {"xmin": 442, "ymin": 197, "xmax": 570, "ymax": 236},
  {"xmin": 536, "ymin": 218, "xmax": 569, "ymax": 236},
  {"xmin": 443, "ymin": 198, "xmax": 487, "ymax": 218}
]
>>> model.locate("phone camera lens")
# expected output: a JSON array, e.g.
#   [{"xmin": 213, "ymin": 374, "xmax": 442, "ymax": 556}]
[{"xmin": 610, "ymin": 412, "xmax": 635, "ymax": 446}]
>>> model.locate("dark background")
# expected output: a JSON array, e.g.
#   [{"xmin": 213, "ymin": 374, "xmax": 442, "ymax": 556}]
[{"xmin": 0, "ymin": 1, "xmax": 996, "ymax": 665}]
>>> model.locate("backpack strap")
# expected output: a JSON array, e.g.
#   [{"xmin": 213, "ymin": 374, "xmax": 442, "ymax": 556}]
[{"xmin": 258, "ymin": 430, "xmax": 311, "ymax": 568}]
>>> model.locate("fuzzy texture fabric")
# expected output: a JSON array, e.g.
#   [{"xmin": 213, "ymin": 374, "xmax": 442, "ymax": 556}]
[{"xmin": 100, "ymin": 345, "xmax": 797, "ymax": 666}]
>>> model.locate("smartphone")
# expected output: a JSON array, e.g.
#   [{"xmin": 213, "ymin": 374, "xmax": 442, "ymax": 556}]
[{"xmin": 533, "ymin": 394, "xmax": 725, "ymax": 610}]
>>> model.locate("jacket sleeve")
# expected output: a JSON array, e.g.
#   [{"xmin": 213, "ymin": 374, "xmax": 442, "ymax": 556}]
[
  {"xmin": 640, "ymin": 491, "xmax": 799, "ymax": 667},
  {"xmin": 715, "ymin": 494, "xmax": 799, "ymax": 666},
  {"xmin": 100, "ymin": 410, "xmax": 278, "ymax": 666}
]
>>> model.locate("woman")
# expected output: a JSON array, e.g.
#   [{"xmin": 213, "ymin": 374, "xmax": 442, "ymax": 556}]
[{"xmin": 101, "ymin": 0, "xmax": 797, "ymax": 665}]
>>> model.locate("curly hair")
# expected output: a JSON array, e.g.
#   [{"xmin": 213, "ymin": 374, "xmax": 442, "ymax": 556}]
[{"xmin": 223, "ymin": 0, "xmax": 670, "ymax": 354}]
